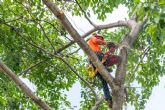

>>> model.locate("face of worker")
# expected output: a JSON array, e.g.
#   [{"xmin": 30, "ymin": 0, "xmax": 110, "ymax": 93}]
[
  {"xmin": 109, "ymin": 47, "xmax": 115, "ymax": 53},
  {"xmin": 95, "ymin": 36, "xmax": 104, "ymax": 40}
]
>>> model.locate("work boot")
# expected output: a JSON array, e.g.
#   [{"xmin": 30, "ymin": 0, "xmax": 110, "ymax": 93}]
[{"xmin": 107, "ymin": 100, "xmax": 113, "ymax": 108}]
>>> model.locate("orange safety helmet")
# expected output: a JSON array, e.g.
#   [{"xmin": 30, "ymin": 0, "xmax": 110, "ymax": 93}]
[{"xmin": 93, "ymin": 33, "xmax": 104, "ymax": 40}]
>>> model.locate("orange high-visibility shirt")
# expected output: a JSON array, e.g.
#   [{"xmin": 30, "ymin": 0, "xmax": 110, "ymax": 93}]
[{"xmin": 87, "ymin": 36, "xmax": 106, "ymax": 52}]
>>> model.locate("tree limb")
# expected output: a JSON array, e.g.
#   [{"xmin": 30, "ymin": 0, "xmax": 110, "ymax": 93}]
[
  {"xmin": 0, "ymin": 61, "xmax": 52, "ymax": 110},
  {"xmin": 113, "ymin": 15, "xmax": 148, "ymax": 110},
  {"xmin": 3, "ymin": 16, "xmax": 23, "ymax": 23},
  {"xmin": 91, "ymin": 97, "xmax": 104, "ymax": 110},
  {"xmin": 115, "ymin": 16, "xmax": 148, "ymax": 82},
  {"xmin": 65, "ymin": 48, "xmax": 81, "ymax": 56},
  {"xmin": 57, "ymin": 20, "xmax": 131, "ymax": 53}
]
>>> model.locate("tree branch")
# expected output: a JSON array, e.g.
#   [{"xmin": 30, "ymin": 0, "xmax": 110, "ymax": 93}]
[
  {"xmin": 91, "ymin": 97, "xmax": 104, "ymax": 110},
  {"xmin": 112, "ymin": 14, "xmax": 148, "ymax": 110},
  {"xmin": 56, "ymin": 55, "xmax": 99, "ymax": 100},
  {"xmin": 0, "ymin": 61, "xmax": 52, "ymax": 110},
  {"xmin": 115, "ymin": 16, "xmax": 148, "ymax": 82},
  {"xmin": 132, "ymin": 46, "xmax": 150, "ymax": 73},
  {"xmin": 38, "ymin": 22, "xmax": 57, "ymax": 53},
  {"xmin": 19, "ymin": 2, "xmax": 57, "ymax": 53},
  {"xmin": 75, "ymin": 0, "xmax": 97, "ymax": 27},
  {"xmin": 65, "ymin": 48, "xmax": 81, "ymax": 56},
  {"xmin": 57, "ymin": 20, "xmax": 131, "ymax": 53},
  {"xmin": 3, "ymin": 17, "xmax": 23, "ymax": 23},
  {"xmin": 18, "ymin": 60, "xmax": 47, "ymax": 76}
]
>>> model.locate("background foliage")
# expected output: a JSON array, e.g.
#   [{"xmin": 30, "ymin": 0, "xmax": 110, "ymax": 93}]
[{"xmin": 0, "ymin": 0, "xmax": 164, "ymax": 109}]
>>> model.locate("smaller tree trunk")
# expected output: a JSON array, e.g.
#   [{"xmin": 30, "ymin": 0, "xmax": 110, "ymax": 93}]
[{"xmin": 112, "ymin": 85, "xmax": 125, "ymax": 110}]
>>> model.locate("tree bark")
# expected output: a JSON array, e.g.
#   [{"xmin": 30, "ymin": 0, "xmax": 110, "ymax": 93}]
[
  {"xmin": 112, "ymin": 87, "xmax": 125, "ymax": 110},
  {"xmin": 113, "ymin": 47, "xmax": 128, "ymax": 110}
]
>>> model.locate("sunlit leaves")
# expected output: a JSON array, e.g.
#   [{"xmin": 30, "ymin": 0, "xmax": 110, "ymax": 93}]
[
  {"xmin": 0, "ymin": 0, "xmax": 165, "ymax": 110},
  {"xmin": 0, "ymin": 0, "xmax": 78, "ymax": 109}
]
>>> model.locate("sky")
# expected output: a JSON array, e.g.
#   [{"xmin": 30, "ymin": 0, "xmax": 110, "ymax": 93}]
[
  {"xmin": 65, "ymin": 5, "xmax": 129, "ymax": 35},
  {"xmin": 145, "ymin": 76, "xmax": 165, "ymax": 110},
  {"xmin": 20, "ymin": 4, "xmax": 165, "ymax": 110}
]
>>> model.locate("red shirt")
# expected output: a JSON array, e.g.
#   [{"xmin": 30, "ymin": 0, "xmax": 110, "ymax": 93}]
[{"xmin": 87, "ymin": 35, "xmax": 106, "ymax": 52}]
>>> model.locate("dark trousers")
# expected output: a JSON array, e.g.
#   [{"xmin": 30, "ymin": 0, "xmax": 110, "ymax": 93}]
[
  {"xmin": 90, "ymin": 52, "xmax": 112, "ymax": 101},
  {"xmin": 96, "ymin": 73, "xmax": 112, "ymax": 101}
]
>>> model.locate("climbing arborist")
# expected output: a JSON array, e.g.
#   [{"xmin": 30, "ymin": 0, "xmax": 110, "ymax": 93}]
[{"xmin": 87, "ymin": 33, "xmax": 115, "ymax": 108}]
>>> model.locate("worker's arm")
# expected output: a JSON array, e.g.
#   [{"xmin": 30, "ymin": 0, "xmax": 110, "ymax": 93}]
[
  {"xmin": 91, "ymin": 36, "xmax": 106, "ymax": 45},
  {"xmin": 104, "ymin": 51, "xmax": 110, "ymax": 58},
  {"xmin": 105, "ymin": 55, "xmax": 121, "ymax": 67}
]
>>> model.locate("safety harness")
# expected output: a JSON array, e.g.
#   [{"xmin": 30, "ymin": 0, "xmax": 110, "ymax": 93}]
[{"xmin": 87, "ymin": 56, "xmax": 107, "ymax": 78}]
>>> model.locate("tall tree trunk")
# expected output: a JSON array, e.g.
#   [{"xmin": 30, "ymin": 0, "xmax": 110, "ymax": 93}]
[
  {"xmin": 112, "ymin": 46, "xmax": 128, "ymax": 110},
  {"xmin": 112, "ymin": 84, "xmax": 125, "ymax": 110}
]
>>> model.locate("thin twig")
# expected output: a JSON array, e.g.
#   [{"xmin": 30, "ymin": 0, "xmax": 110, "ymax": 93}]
[
  {"xmin": 75, "ymin": 0, "xmax": 97, "ymax": 27},
  {"xmin": 1, "ymin": 22, "xmax": 51, "ymax": 55},
  {"xmin": 16, "ymin": 1, "xmax": 57, "ymax": 53},
  {"xmin": 130, "ymin": 3, "xmax": 142, "ymax": 20},
  {"xmin": 18, "ymin": 60, "xmax": 47, "ymax": 76},
  {"xmin": 35, "ymin": 19, "xmax": 73, "ymax": 43},
  {"xmin": 38, "ymin": 23, "xmax": 57, "ymax": 53},
  {"xmin": 3, "ymin": 17, "xmax": 23, "ymax": 23},
  {"xmin": 91, "ymin": 97, "xmax": 104, "ymax": 110},
  {"xmin": 132, "ymin": 46, "xmax": 150, "ymax": 73},
  {"xmin": 57, "ymin": 55, "xmax": 99, "ymax": 100},
  {"xmin": 65, "ymin": 48, "xmax": 81, "ymax": 56}
]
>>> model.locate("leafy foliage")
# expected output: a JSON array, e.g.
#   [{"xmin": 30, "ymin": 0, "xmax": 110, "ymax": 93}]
[{"xmin": 0, "ymin": 0, "xmax": 164, "ymax": 110}]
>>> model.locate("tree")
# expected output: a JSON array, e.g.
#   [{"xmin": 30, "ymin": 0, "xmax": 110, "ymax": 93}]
[{"xmin": 0, "ymin": 0, "xmax": 164, "ymax": 110}]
